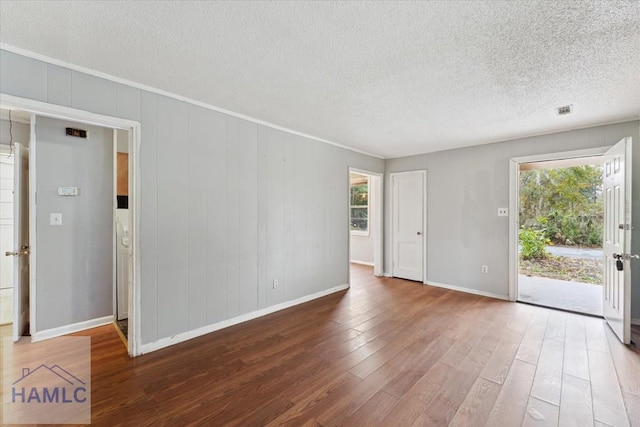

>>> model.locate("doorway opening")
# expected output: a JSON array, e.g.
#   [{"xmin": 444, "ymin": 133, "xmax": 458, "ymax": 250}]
[
  {"xmin": 0, "ymin": 94, "xmax": 141, "ymax": 356},
  {"xmin": 348, "ymin": 168, "xmax": 382, "ymax": 282},
  {"xmin": 0, "ymin": 108, "xmax": 31, "ymax": 328},
  {"xmin": 517, "ymin": 157, "xmax": 605, "ymax": 316}
]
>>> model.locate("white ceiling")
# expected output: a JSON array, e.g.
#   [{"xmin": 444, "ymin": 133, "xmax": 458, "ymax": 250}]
[{"xmin": 1, "ymin": 1, "xmax": 639, "ymax": 158}]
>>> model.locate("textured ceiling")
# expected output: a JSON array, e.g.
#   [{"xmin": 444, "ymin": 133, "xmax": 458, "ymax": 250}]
[{"xmin": 1, "ymin": 1, "xmax": 639, "ymax": 158}]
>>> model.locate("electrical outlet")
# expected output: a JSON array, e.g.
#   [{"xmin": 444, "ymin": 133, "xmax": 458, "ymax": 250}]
[
  {"xmin": 481, "ymin": 265, "xmax": 488, "ymax": 274},
  {"xmin": 273, "ymin": 279, "xmax": 279, "ymax": 289},
  {"xmin": 50, "ymin": 213, "xmax": 63, "ymax": 226},
  {"xmin": 497, "ymin": 208, "xmax": 508, "ymax": 217}
]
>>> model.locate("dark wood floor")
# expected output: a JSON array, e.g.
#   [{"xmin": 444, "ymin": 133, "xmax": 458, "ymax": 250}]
[{"xmin": 4, "ymin": 264, "xmax": 640, "ymax": 426}]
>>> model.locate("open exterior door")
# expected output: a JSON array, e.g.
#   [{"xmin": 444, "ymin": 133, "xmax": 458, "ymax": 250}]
[
  {"xmin": 10, "ymin": 143, "xmax": 29, "ymax": 341},
  {"xmin": 603, "ymin": 137, "xmax": 633, "ymax": 344}
]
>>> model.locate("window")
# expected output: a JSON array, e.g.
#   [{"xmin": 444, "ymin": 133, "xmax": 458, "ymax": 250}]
[{"xmin": 350, "ymin": 173, "xmax": 369, "ymax": 235}]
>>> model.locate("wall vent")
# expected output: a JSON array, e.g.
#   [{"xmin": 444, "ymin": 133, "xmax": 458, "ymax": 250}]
[{"xmin": 557, "ymin": 105, "xmax": 572, "ymax": 115}]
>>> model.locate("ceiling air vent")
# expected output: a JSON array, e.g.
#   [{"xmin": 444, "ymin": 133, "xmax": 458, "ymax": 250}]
[{"xmin": 557, "ymin": 105, "xmax": 572, "ymax": 115}]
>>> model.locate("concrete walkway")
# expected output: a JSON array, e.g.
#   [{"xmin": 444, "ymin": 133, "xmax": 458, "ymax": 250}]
[{"xmin": 518, "ymin": 275, "xmax": 602, "ymax": 316}]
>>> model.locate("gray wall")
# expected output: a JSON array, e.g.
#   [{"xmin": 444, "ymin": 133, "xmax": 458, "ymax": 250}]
[
  {"xmin": 0, "ymin": 118, "xmax": 29, "ymax": 146},
  {"xmin": 0, "ymin": 49, "xmax": 385, "ymax": 345},
  {"xmin": 385, "ymin": 120, "xmax": 640, "ymax": 319},
  {"xmin": 351, "ymin": 234, "xmax": 374, "ymax": 264},
  {"xmin": 35, "ymin": 116, "xmax": 113, "ymax": 330},
  {"xmin": 116, "ymin": 129, "xmax": 128, "ymax": 153}
]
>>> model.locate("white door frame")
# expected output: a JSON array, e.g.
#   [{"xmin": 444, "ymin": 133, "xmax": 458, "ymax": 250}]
[
  {"xmin": 389, "ymin": 170, "xmax": 427, "ymax": 283},
  {"xmin": 0, "ymin": 93, "xmax": 142, "ymax": 357},
  {"xmin": 508, "ymin": 146, "xmax": 611, "ymax": 301},
  {"xmin": 348, "ymin": 168, "xmax": 384, "ymax": 278}
]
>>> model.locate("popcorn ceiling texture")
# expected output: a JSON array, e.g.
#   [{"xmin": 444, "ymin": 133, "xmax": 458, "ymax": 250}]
[{"xmin": 0, "ymin": 1, "xmax": 638, "ymax": 158}]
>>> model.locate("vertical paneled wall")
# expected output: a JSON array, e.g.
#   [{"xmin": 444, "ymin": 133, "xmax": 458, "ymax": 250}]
[{"xmin": 0, "ymin": 49, "xmax": 384, "ymax": 346}]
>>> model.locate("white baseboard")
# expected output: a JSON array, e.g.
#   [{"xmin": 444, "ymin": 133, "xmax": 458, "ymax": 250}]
[
  {"xmin": 383, "ymin": 272, "xmax": 393, "ymax": 277},
  {"xmin": 140, "ymin": 283, "xmax": 350, "ymax": 354},
  {"xmin": 350, "ymin": 260, "xmax": 374, "ymax": 266},
  {"xmin": 425, "ymin": 280, "xmax": 509, "ymax": 301},
  {"xmin": 632, "ymin": 318, "xmax": 640, "ymax": 326},
  {"xmin": 31, "ymin": 315, "xmax": 113, "ymax": 342}
]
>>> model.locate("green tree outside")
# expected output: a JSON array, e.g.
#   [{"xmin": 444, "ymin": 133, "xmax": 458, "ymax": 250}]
[{"xmin": 519, "ymin": 165, "xmax": 603, "ymax": 247}]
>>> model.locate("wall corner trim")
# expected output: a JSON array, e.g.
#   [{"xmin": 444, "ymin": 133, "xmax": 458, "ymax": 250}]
[
  {"xmin": 31, "ymin": 315, "xmax": 113, "ymax": 342},
  {"xmin": 425, "ymin": 280, "xmax": 509, "ymax": 301},
  {"xmin": 140, "ymin": 283, "xmax": 350, "ymax": 355}
]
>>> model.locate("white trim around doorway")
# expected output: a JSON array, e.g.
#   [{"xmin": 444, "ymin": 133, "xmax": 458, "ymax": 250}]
[
  {"xmin": 0, "ymin": 93, "xmax": 142, "ymax": 357},
  {"xmin": 508, "ymin": 146, "xmax": 611, "ymax": 302}
]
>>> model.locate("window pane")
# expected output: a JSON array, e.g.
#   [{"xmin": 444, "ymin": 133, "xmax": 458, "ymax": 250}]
[
  {"xmin": 350, "ymin": 183, "xmax": 368, "ymax": 206},
  {"xmin": 350, "ymin": 207, "xmax": 368, "ymax": 232}
]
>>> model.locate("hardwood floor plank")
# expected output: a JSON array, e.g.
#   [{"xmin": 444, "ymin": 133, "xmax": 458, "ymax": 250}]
[
  {"xmin": 523, "ymin": 396, "xmax": 559, "ymax": 426},
  {"xmin": 449, "ymin": 377, "xmax": 501, "ymax": 427},
  {"xmin": 584, "ymin": 317, "xmax": 610, "ymax": 353},
  {"xmin": 515, "ymin": 310, "xmax": 549, "ymax": 365},
  {"xmin": 3, "ymin": 264, "xmax": 632, "ymax": 425},
  {"xmin": 412, "ymin": 392, "xmax": 458, "ymax": 426},
  {"xmin": 265, "ymin": 372, "xmax": 363, "ymax": 426},
  {"xmin": 337, "ymin": 389, "xmax": 398, "ymax": 427},
  {"xmin": 349, "ymin": 326, "xmax": 426, "ymax": 379},
  {"xmin": 383, "ymin": 335, "xmax": 455, "ymax": 398},
  {"xmin": 622, "ymin": 392, "xmax": 640, "ymax": 427},
  {"xmin": 589, "ymin": 348, "xmax": 630, "ymax": 427},
  {"xmin": 558, "ymin": 373, "xmax": 594, "ymax": 427},
  {"xmin": 414, "ymin": 345, "xmax": 493, "ymax": 425},
  {"xmin": 545, "ymin": 310, "xmax": 567, "ymax": 342},
  {"xmin": 604, "ymin": 325, "xmax": 640, "ymax": 397},
  {"xmin": 404, "ymin": 361, "xmax": 452, "ymax": 403},
  {"xmin": 485, "ymin": 359, "xmax": 537, "ymax": 426},
  {"xmin": 332, "ymin": 336, "xmax": 389, "ymax": 370},
  {"xmin": 530, "ymin": 338, "xmax": 564, "ymax": 405},
  {"xmin": 479, "ymin": 334, "xmax": 522, "ymax": 385},
  {"xmin": 563, "ymin": 314, "xmax": 590, "ymax": 381},
  {"xmin": 379, "ymin": 395, "xmax": 428, "ymax": 427}
]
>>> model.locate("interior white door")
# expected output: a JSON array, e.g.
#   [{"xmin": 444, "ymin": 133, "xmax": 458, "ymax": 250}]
[
  {"xmin": 603, "ymin": 137, "xmax": 632, "ymax": 344},
  {"xmin": 392, "ymin": 171, "xmax": 425, "ymax": 281},
  {"xmin": 12, "ymin": 143, "xmax": 29, "ymax": 341}
]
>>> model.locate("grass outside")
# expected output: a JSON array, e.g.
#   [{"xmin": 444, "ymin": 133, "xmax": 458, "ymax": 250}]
[{"xmin": 519, "ymin": 255, "xmax": 603, "ymax": 285}]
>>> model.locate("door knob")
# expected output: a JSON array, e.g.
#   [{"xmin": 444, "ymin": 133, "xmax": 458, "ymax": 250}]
[
  {"xmin": 5, "ymin": 246, "xmax": 29, "ymax": 257},
  {"xmin": 417, "ymin": 232, "xmax": 421, "ymax": 235}
]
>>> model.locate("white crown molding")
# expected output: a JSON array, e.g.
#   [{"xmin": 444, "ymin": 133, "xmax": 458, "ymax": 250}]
[{"xmin": 0, "ymin": 43, "xmax": 385, "ymax": 160}]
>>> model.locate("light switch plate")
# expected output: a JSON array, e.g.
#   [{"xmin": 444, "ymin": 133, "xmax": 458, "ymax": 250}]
[
  {"xmin": 497, "ymin": 208, "xmax": 508, "ymax": 217},
  {"xmin": 50, "ymin": 213, "xmax": 62, "ymax": 226},
  {"xmin": 58, "ymin": 186, "xmax": 79, "ymax": 196}
]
